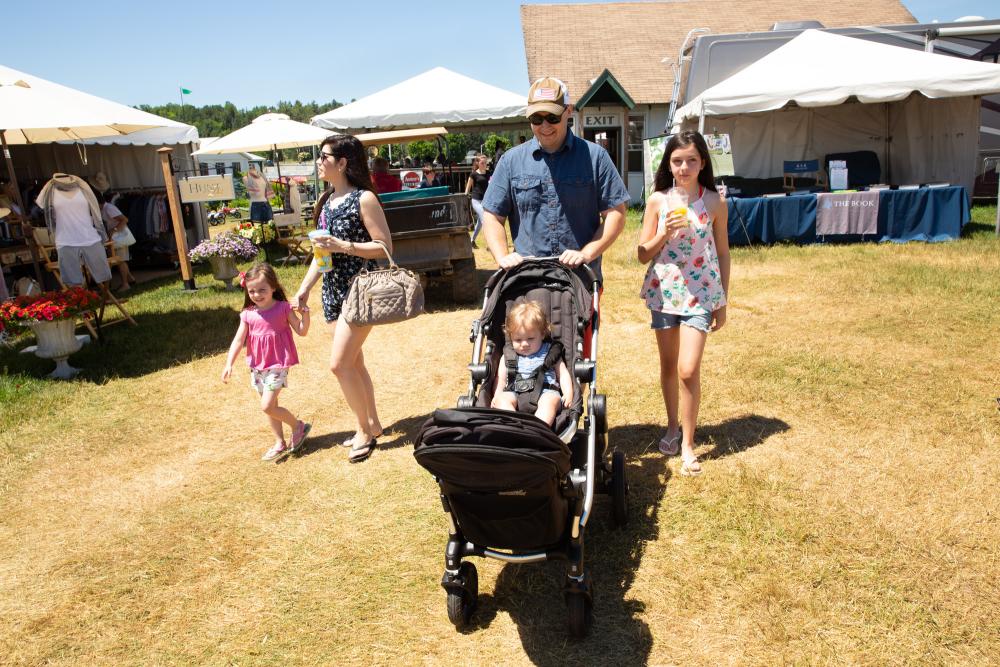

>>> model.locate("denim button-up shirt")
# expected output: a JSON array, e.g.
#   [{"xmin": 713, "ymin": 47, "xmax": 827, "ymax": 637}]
[{"xmin": 482, "ymin": 132, "xmax": 629, "ymax": 280}]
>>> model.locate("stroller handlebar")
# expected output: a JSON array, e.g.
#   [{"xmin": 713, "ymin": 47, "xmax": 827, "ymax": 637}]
[{"xmin": 484, "ymin": 256, "xmax": 601, "ymax": 292}]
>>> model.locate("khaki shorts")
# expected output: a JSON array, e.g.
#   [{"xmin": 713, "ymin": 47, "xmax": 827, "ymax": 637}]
[
  {"xmin": 250, "ymin": 367, "xmax": 289, "ymax": 394},
  {"xmin": 58, "ymin": 242, "xmax": 112, "ymax": 286}
]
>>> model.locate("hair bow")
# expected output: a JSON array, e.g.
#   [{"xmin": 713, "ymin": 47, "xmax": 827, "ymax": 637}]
[{"xmin": 238, "ymin": 271, "xmax": 246, "ymax": 288}]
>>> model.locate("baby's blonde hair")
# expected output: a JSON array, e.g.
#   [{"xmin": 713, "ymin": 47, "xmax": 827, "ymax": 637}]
[{"xmin": 505, "ymin": 301, "xmax": 551, "ymax": 336}]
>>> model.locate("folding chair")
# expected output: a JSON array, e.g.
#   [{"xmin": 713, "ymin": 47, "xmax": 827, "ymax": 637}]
[
  {"xmin": 272, "ymin": 184, "xmax": 312, "ymax": 266},
  {"xmin": 31, "ymin": 227, "xmax": 137, "ymax": 337},
  {"xmin": 783, "ymin": 159, "xmax": 826, "ymax": 192}
]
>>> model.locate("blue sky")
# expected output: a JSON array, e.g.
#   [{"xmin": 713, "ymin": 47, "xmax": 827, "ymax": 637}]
[{"xmin": 2, "ymin": 1, "xmax": 997, "ymax": 109}]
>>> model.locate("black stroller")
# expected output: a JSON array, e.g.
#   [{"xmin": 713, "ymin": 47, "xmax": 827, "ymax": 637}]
[{"xmin": 413, "ymin": 258, "xmax": 628, "ymax": 638}]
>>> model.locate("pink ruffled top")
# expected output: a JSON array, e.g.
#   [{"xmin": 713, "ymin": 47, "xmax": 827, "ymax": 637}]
[{"xmin": 241, "ymin": 301, "xmax": 299, "ymax": 370}]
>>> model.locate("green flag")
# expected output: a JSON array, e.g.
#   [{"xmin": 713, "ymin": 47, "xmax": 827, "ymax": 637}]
[{"xmin": 180, "ymin": 87, "xmax": 192, "ymax": 95}]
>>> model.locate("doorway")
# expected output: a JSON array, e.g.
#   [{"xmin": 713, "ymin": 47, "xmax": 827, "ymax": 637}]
[{"xmin": 583, "ymin": 127, "xmax": 621, "ymax": 171}]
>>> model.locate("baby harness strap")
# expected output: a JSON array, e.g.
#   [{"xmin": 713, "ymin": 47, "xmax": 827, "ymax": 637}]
[{"xmin": 503, "ymin": 339, "xmax": 564, "ymax": 413}]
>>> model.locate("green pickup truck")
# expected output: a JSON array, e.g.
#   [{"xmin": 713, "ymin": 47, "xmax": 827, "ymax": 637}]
[{"xmin": 379, "ymin": 186, "xmax": 478, "ymax": 303}]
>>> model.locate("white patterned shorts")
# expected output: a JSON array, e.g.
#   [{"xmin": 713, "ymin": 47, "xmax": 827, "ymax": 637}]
[{"xmin": 250, "ymin": 367, "xmax": 289, "ymax": 394}]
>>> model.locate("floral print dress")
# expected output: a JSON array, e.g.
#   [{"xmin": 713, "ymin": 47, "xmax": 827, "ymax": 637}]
[
  {"xmin": 641, "ymin": 187, "xmax": 727, "ymax": 316},
  {"xmin": 317, "ymin": 189, "xmax": 377, "ymax": 322}
]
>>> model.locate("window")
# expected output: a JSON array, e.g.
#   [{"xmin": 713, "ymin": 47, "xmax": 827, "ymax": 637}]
[
  {"xmin": 627, "ymin": 115, "xmax": 645, "ymax": 172},
  {"xmin": 232, "ymin": 162, "xmax": 241, "ymax": 176},
  {"xmin": 214, "ymin": 162, "xmax": 226, "ymax": 175}
]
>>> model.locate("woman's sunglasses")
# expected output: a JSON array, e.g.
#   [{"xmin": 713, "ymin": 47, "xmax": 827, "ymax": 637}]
[{"xmin": 528, "ymin": 113, "xmax": 563, "ymax": 126}]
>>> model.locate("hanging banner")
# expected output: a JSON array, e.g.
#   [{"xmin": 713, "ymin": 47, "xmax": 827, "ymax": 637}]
[
  {"xmin": 705, "ymin": 133, "xmax": 734, "ymax": 177},
  {"xmin": 643, "ymin": 135, "xmax": 670, "ymax": 199},
  {"xmin": 178, "ymin": 174, "xmax": 235, "ymax": 203}
]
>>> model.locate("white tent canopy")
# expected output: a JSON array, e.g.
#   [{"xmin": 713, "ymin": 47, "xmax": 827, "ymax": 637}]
[
  {"xmin": 311, "ymin": 67, "xmax": 527, "ymax": 132},
  {"xmin": 192, "ymin": 113, "xmax": 330, "ymax": 155},
  {"xmin": 0, "ymin": 64, "xmax": 194, "ymax": 145},
  {"xmin": 675, "ymin": 30, "xmax": 1000, "ymax": 121},
  {"xmin": 673, "ymin": 31, "xmax": 1000, "ymax": 191}
]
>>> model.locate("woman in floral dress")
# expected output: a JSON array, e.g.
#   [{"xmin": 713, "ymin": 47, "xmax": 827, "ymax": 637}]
[
  {"xmin": 293, "ymin": 135, "xmax": 392, "ymax": 463},
  {"xmin": 637, "ymin": 131, "xmax": 731, "ymax": 476}
]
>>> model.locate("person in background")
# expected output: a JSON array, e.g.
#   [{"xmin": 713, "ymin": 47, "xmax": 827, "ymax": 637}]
[
  {"xmin": 223, "ymin": 263, "xmax": 311, "ymax": 462},
  {"xmin": 35, "ymin": 173, "xmax": 113, "ymax": 288},
  {"xmin": 370, "ymin": 156, "xmax": 402, "ymax": 194},
  {"xmin": 463, "ymin": 154, "xmax": 490, "ymax": 246},
  {"xmin": 419, "ymin": 164, "xmax": 445, "ymax": 189},
  {"xmin": 97, "ymin": 191, "xmax": 136, "ymax": 292},
  {"xmin": 637, "ymin": 130, "xmax": 730, "ymax": 476},
  {"xmin": 245, "ymin": 165, "xmax": 274, "ymax": 227}
]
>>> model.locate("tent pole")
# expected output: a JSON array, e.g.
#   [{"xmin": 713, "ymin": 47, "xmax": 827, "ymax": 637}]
[
  {"xmin": 0, "ymin": 129, "xmax": 45, "ymax": 286},
  {"xmin": 885, "ymin": 103, "xmax": 892, "ymax": 185},
  {"xmin": 157, "ymin": 147, "xmax": 197, "ymax": 291}
]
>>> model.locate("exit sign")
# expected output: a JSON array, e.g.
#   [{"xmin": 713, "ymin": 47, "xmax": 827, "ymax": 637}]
[{"xmin": 583, "ymin": 114, "xmax": 618, "ymax": 128}]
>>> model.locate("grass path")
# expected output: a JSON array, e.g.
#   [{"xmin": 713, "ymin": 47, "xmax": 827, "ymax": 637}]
[{"xmin": 1, "ymin": 209, "xmax": 998, "ymax": 664}]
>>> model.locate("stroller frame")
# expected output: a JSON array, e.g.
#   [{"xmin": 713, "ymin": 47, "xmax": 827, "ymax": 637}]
[{"xmin": 422, "ymin": 258, "xmax": 627, "ymax": 638}]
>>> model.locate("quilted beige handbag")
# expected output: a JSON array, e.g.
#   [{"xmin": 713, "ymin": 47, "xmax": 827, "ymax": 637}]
[{"xmin": 343, "ymin": 240, "xmax": 424, "ymax": 326}]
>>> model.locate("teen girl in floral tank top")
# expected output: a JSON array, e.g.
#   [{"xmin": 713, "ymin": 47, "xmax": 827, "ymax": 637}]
[
  {"xmin": 637, "ymin": 131, "xmax": 731, "ymax": 478},
  {"xmin": 641, "ymin": 186, "xmax": 727, "ymax": 315}
]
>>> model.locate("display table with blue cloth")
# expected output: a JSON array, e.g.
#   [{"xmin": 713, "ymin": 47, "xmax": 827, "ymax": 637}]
[{"xmin": 727, "ymin": 186, "xmax": 969, "ymax": 245}]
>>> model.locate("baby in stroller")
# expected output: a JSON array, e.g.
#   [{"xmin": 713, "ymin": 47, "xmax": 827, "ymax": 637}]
[{"xmin": 491, "ymin": 300, "xmax": 574, "ymax": 426}]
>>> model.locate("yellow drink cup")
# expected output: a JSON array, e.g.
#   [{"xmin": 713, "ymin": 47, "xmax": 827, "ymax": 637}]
[
  {"xmin": 673, "ymin": 206, "xmax": 688, "ymax": 218},
  {"xmin": 308, "ymin": 230, "xmax": 334, "ymax": 273}
]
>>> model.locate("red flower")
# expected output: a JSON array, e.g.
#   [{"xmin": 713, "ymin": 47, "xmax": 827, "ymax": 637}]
[
  {"xmin": 688, "ymin": 296, "xmax": 700, "ymax": 307},
  {"xmin": 650, "ymin": 278, "xmax": 660, "ymax": 288},
  {"xmin": 693, "ymin": 256, "xmax": 705, "ymax": 268}
]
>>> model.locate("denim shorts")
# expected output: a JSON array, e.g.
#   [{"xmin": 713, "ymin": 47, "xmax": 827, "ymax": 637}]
[{"xmin": 650, "ymin": 309, "xmax": 712, "ymax": 333}]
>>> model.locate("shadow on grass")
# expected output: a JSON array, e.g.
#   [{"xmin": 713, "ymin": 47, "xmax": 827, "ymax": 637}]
[
  {"xmin": 697, "ymin": 414, "xmax": 790, "ymax": 461},
  {"xmin": 0, "ymin": 304, "xmax": 235, "ymax": 382},
  {"xmin": 451, "ymin": 423, "xmax": 668, "ymax": 664},
  {"xmin": 292, "ymin": 413, "xmax": 429, "ymax": 460}
]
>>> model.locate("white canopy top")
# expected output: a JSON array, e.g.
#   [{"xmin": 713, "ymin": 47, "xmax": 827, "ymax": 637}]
[
  {"xmin": 674, "ymin": 30, "xmax": 1000, "ymax": 123},
  {"xmin": 0, "ymin": 64, "xmax": 194, "ymax": 145},
  {"xmin": 192, "ymin": 113, "xmax": 331, "ymax": 155},
  {"xmin": 311, "ymin": 67, "xmax": 527, "ymax": 131}
]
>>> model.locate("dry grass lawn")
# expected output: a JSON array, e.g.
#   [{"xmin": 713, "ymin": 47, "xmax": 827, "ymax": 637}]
[{"xmin": 1, "ymin": 210, "xmax": 998, "ymax": 665}]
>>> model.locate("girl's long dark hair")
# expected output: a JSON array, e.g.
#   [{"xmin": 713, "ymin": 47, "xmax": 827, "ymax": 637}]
[
  {"xmin": 242, "ymin": 262, "xmax": 287, "ymax": 309},
  {"xmin": 313, "ymin": 134, "xmax": 380, "ymax": 224},
  {"xmin": 653, "ymin": 130, "xmax": 716, "ymax": 192}
]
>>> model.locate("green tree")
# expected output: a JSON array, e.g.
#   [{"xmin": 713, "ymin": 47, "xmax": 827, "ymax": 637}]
[
  {"xmin": 407, "ymin": 140, "xmax": 437, "ymax": 164},
  {"xmin": 444, "ymin": 133, "xmax": 470, "ymax": 163},
  {"xmin": 483, "ymin": 134, "xmax": 511, "ymax": 158}
]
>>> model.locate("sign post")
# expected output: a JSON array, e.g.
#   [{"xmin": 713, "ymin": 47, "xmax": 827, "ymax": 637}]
[{"xmin": 157, "ymin": 147, "xmax": 197, "ymax": 291}]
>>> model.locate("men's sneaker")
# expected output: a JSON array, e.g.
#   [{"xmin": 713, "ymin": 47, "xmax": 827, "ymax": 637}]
[{"xmin": 262, "ymin": 441, "xmax": 289, "ymax": 462}]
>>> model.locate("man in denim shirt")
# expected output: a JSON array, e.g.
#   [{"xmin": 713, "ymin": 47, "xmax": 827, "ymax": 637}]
[{"xmin": 481, "ymin": 77, "xmax": 629, "ymax": 281}]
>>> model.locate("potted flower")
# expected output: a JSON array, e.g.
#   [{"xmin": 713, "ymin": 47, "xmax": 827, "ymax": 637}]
[
  {"xmin": 0, "ymin": 287, "xmax": 100, "ymax": 379},
  {"xmin": 188, "ymin": 231, "xmax": 260, "ymax": 289}
]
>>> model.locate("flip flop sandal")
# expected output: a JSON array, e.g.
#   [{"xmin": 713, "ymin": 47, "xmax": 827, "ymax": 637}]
[
  {"xmin": 658, "ymin": 431, "xmax": 681, "ymax": 456},
  {"xmin": 341, "ymin": 431, "xmax": 383, "ymax": 447},
  {"xmin": 348, "ymin": 437, "xmax": 377, "ymax": 463},
  {"xmin": 680, "ymin": 455, "xmax": 702, "ymax": 477}
]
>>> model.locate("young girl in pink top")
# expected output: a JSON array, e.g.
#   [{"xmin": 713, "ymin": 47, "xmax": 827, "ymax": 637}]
[
  {"xmin": 223, "ymin": 263, "xmax": 312, "ymax": 461},
  {"xmin": 637, "ymin": 131, "xmax": 731, "ymax": 476}
]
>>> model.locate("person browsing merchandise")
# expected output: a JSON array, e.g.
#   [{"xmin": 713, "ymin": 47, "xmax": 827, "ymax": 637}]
[{"xmin": 480, "ymin": 76, "xmax": 630, "ymax": 281}]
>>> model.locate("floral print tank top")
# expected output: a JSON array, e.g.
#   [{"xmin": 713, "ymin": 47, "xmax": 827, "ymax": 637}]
[{"xmin": 641, "ymin": 187, "xmax": 727, "ymax": 315}]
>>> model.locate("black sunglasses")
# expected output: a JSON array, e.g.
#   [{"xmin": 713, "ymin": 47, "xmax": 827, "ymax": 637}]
[
  {"xmin": 528, "ymin": 113, "xmax": 563, "ymax": 126},
  {"xmin": 317, "ymin": 152, "xmax": 335, "ymax": 161}
]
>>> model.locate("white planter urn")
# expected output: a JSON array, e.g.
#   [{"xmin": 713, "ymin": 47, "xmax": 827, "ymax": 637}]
[
  {"xmin": 28, "ymin": 318, "xmax": 84, "ymax": 379},
  {"xmin": 209, "ymin": 255, "xmax": 239, "ymax": 290}
]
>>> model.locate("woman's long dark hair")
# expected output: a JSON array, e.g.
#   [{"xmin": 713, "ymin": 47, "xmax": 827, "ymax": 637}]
[
  {"xmin": 313, "ymin": 134, "xmax": 379, "ymax": 224},
  {"xmin": 242, "ymin": 262, "xmax": 287, "ymax": 309},
  {"xmin": 653, "ymin": 130, "xmax": 716, "ymax": 192}
]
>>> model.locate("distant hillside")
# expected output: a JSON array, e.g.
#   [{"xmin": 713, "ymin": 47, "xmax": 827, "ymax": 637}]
[{"xmin": 136, "ymin": 99, "xmax": 344, "ymax": 138}]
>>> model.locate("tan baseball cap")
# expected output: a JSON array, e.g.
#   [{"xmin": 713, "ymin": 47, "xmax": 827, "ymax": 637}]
[{"xmin": 526, "ymin": 77, "xmax": 569, "ymax": 116}]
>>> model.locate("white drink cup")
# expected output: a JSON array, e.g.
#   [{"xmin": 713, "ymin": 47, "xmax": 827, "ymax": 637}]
[{"xmin": 660, "ymin": 187, "xmax": 690, "ymax": 233}]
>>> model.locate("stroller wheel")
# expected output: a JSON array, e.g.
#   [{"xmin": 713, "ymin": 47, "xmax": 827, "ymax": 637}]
[
  {"xmin": 611, "ymin": 450, "xmax": 628, "ymax": 527},
  {"xmin": 566, "ymin": 591, "xmax": 593, "ymax": 639},
  {"xmin": 445, "ymin": 562, "xmax": 478, "ymax": 628}
]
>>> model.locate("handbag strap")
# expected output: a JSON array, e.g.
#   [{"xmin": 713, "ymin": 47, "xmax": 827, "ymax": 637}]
[{"xmin": 371, "ymin": 239, "xmax": 398, "ymax": 268}]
